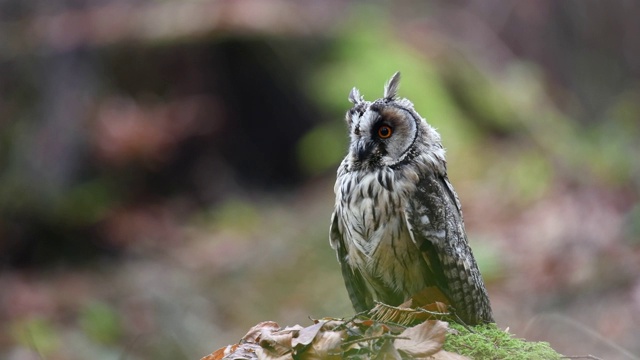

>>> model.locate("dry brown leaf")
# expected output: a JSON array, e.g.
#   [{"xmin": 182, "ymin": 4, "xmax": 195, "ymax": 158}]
[
  {"xmin": 256, "ymin": 347, "xmax": 293, "ymax": 360},
  {"xmin": 256, "ymin": 324, "xmax": 308, "ymax": 360},
  {"xmin": 242, "ymin": 321, "xmax": 281, "ymax": 343},
  {"xmin": 280, "ymin": 324, "xmax": 305, "ymax": 332},
  {"xmin": 393, "ymin": 320, "xmax": 448, "ymax": 358},
  {"xmin": 202, "ymin": 316, "xmax": 468, "ymax": 360},
  {"xmin": 201, "ymin": 343, "xmax": 260, "ymax": 360},
  {"xmin": 313, "ymin": 330, "xmax": 344, "ymax": 358},
  {"xmin": 298, "ymin": 330, "xmax": 344, "ymax": 360},
  {"xmin": 259, "ymin": 331, "xmax": 294, "ymax": 352},
  {"xmin": 373, "ymin": 339, "xmax": 402, "ymax": 360},
  {"xmin": 317, "ymin": 319, "xmax": 344, "ymax": 330},
  {"xmin": 201, "ymin": 344, "xmax": 236, "ymax": 360},
  {"xmin": 365, "ymin": 322, "xmax": 389, "ymax": 337},
  {"xmin": 360, "ymin": 319, "xmax": 375, "ymax": 327},
  {"xmin": 291, "ymin": 321, "xmax": 324, "ymax": 348}
]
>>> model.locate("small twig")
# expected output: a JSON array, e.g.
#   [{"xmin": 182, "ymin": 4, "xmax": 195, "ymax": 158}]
[
  {"xmin": 371, "ymin": 301, "xmax": 447, "ymax": 326},
  {"xmin": 348, "ymin": 309, "xmax": 372, "ymax": 321},
  {"xmin": 334, "ymin": 309, "xmax": 371, "ymax": 331},
  {"xmin": 413, "ymin": 306, "xmax": 450, "ymax": 317},
  {"xmin": 443, "ymin": 306, "xmax": 475, "ymax": 333},
  {"xmin": 371, "ymin": 319, "xmax": 410, "ymax": 329},
  {"xmin": 340, "ymin": 334, "xmax": 410, "ymax": 348}
]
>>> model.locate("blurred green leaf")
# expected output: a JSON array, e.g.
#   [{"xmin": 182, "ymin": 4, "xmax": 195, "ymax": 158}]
[
  {"xmin": 11, "ymin": 317, "xmax": 61, "ymax": 356},
  {"xmin": 439, "ymin": 60, "xmax": 526, "ymax": 136},
  {"xmin": 209, "ymin": 199, "xmax": 261, "ymax": 232},
  {"xmin": 296, "ymin": 122, "xmax": 347, "ymax": 175},
  {"xmin": 54, "ymin": 179, "xmax": 119, "ymax": 225},
  {"xmin": 79, "ymin": 301, "xmax": 122, "ymax": 345},
  {"xmin": 508, "ymin": 151, "xmax": 553, "ymax": 203},
  {"xmin": 623, "ymin": 204, "xmax": 640, "ymax": 246},
  {"xmin": 470, "ymin": 236, "xmax": 506, "ymax": 282}
]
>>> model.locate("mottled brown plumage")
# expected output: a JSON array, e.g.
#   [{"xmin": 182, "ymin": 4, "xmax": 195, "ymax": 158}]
[{"xmin": 330, "ymin": 72, "xmax": 494, "ymax": 325}]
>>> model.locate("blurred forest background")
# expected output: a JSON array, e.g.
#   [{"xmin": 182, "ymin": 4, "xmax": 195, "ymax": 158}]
[{"xmin": 1, "ymin": 1, "xmax": 639, "ymax": 359}]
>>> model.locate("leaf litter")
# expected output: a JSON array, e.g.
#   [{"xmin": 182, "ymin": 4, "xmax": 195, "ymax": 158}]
[{"xmin": 201, "ymin": 315, "xmax": 468, "ymax": 360}]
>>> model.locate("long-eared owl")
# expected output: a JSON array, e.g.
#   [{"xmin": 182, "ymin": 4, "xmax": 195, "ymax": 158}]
[{"xmin": 330, "ymin": 72, "xmax": 494, "ymax": 325}]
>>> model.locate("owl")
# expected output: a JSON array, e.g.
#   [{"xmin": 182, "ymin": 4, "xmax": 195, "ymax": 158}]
[{"xmin": 330, "ymin": 72, "xmax": 494, "ymax": 325}]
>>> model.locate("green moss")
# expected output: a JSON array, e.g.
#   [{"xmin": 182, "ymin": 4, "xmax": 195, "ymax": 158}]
[{"xmin": 443, "ymin": 323, "xmax": 562, "ymax": 360}]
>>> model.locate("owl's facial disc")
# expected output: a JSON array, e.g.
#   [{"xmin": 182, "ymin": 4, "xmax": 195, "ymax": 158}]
[{"xmin": 348, "ymin": 104, "xmax": 418, "ymax": 168}]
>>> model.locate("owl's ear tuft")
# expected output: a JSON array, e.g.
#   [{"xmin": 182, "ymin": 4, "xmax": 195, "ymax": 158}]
[
  {"xmin": 349, "ymin": 87, "xmax": 363, "ymax": 104},
  {"xmin": 384, "ymin": 72, "xmax": 401, "ymax": 100}
]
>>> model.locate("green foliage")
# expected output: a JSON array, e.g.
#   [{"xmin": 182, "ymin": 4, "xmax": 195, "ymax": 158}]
[
  {"xmin": 585, "ymin": 95, "xmax": 640, "ymax": 185},
  {"xmin": 297, "ymin": 122, "xmax": 347, "ymax": 176},
  {"xmin": 444, "ymin": 323, "xmax": 562, "ymax": 360},
  {"xmin": 10, "ymin": 317, "xmax": 61, "ymax": 356},
  {"xmin": 469, "ymin": 239, "xmax": 505, "ymax": 283},
  {"xmin": 439, "ymin": 60, "xmax": 528, "ymax": 136},
  {"xmin": 79, "ymin": 301, "xmax": 123, "ymax": 345},
  {"xmin": 205, "ymin": 199, "xmax": 261, "ymax": 233},
  {"xmin": 53, "ymin": 180, "xmax": 119, "ymax": 226},
  {"xmin": 624, "ymin": 204, "xmax": 640, "ymax": 246}
]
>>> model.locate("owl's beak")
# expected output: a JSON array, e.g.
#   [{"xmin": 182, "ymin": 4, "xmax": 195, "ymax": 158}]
[{"xmin": 353, "ymin": 140, "xmax": 374, "ymax": 163}]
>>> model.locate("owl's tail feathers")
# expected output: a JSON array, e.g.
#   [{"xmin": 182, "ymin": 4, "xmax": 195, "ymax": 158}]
[
  {"xmin": 368, "ymin": 286, "xmax": 494, "ymax": 328},
  {"xmin": 368, "ymin": 286, "xmax": 452, "ymax": 326},
  {"xmin": 369, "ymin": 301, "xmax": 449, "ymax": 327}
]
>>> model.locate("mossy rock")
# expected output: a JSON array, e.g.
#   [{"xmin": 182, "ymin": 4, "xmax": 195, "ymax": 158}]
[{"xmin": 444, "ymin": 323, "xmax": 562, "ymax": 360}]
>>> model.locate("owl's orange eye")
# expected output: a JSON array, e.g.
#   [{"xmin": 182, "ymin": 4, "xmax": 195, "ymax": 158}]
[{"xmin": 377, "ymin": 125, "xmax": 393, "ymax": 139}]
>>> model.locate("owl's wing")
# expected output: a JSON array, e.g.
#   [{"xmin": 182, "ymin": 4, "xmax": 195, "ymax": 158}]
[
  {"xmin": 330, "ymin": 211, "xmax": 374, "ymax": 312},
  {"xmin": 404, "ymin": 172, "xmax": 493, "ymax": 325}
]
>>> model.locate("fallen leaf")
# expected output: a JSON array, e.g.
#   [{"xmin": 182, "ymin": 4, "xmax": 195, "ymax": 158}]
[
  {"xmin": 359, "ymin": 319, "xmax": 375, "ymax": 327},
  {"xmin": 280, "ymin": 324, "xmax": 305, "ymax": 332},
  {"xmin": 259, "ymin": 330, "xmax": 295, "ymax": 353},
  {"xmin": 242, "ymin": 321, "xmax": 281, "ymax": 344},
  {"xmin": 201, "ymin": 344, "xmax": 236, "ymax": 360},
  {"xmin": 318, "ymin": 319, "xmax": 344, "ymax": 330},
  {"xmin": 364, "ymin": 322, "xmax": 388, "ymax": 338},
  {"xmin": 373, "ymin": 339, "xmax": 402, "ymax": 360},
  {"xmin": 201, "ymin": 343, "xmax": 260, "ymax": 360},
  {"xmin": 299, "ymin": 330, "xmax": 344, "ymax": 360},
  {"xmin": 257, "ymin": 325, "xmax": 305, "ymax": 360},
  {"xmin": 256, "ymin": 347, "xmax": 293, "ymax": 360},
  {"xmin": 314, "ymin": 330, "xmax": 344, "ymax": 357},
  {"xmin": 292, "ymin": 321, "xmax": 324, "ymax": 348},
  {"xmin": 393, "ymin": 320, "xmax": 448, "ymax": 358}
]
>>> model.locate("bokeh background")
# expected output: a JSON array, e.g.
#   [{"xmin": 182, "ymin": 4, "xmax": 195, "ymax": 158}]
[{"xmin": 1, "ymin": 1, "xmax": 639, "ymax": 359}]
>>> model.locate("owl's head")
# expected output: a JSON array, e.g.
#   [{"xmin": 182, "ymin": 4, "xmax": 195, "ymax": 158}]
[{"xmin": 344, "ymin": 72, "xmax": 443, "ymax": 170}]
